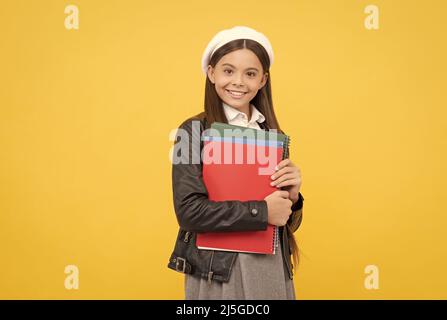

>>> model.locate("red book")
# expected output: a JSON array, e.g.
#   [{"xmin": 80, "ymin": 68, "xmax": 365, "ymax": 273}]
[{"xmin": 196, "ymin": 122, "xmax": 290, "ymax": 254}]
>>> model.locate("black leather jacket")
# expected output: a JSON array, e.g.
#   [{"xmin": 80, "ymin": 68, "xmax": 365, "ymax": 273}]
[{"xmin": 167, "ymin": 112, "xmax": 304, "ymax": 283}]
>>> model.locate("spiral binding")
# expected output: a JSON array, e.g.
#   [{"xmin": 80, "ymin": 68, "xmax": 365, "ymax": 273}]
[
  {"xmin": 272, "ymin": 226, "xmax": 280, "ymax": 253},
  {"xmin": 271, "ymin": 135, "xmax": 291, "ymax": 254},
  {"xmin": 282, "ymin": 135, "xmax": 291, "ymax": 160}
]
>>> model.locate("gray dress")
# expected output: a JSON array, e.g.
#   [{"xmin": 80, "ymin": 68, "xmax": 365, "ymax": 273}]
[{"xmin": 185, "ymin": 243, "xmax": 296, "ymax": 300}]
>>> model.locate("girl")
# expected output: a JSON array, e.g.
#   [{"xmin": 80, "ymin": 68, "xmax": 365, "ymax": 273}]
[{"xmin": 168, "ymin": 26, "xmax": 304, "ymax": 300}]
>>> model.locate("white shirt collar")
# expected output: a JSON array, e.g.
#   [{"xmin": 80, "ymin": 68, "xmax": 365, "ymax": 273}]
[{"xmin": 222, "ymin": 102, "xmax": 266, "ymax": 124}]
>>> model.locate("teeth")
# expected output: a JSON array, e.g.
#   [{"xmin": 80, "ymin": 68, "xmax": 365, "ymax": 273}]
[{"xmin": 227, "ymin": 90, "xmax": 245, "ymax": 96}]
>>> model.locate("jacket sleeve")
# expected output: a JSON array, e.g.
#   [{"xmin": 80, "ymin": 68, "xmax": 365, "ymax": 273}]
[
  {"xmin": 171, "ymin": 118, "xmax": 269, "ymax": 233},
  {"xmin": 287, "ymin": 193, "xmax": 303, "ymax": 233}
]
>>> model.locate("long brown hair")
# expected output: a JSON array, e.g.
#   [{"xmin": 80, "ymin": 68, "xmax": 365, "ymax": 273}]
[{"xmin": 201, "ymin": 38, "xmax": 300, "ymax": 272}]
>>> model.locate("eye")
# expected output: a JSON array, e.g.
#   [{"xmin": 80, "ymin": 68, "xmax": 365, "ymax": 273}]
[
  {"xmin": 224, "ymin": 69, "xmax": 233, "ymax": 74},
  {"xmin": 247, "ymin": 72, "xmax": 256, "ymax": 77}
]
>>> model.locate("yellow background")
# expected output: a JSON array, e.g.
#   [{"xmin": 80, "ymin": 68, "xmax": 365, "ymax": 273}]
[{"xmin": 1, "ymin": 0, "xmax": 446, "ymax": 299}]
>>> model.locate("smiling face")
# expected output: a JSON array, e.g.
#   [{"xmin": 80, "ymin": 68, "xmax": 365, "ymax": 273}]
[{"xmin": 207, "ymin": 48, "xmax": 268, "ymax": 116}]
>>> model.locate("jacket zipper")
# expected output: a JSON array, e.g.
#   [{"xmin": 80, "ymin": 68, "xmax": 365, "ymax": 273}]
[
  {"xmin": 183, "ymin": 231, "xmax": 191, "ymax": 243},
  {"xmin": 207, "ymin": 251, "xmax": 215, "ymax": 284}
]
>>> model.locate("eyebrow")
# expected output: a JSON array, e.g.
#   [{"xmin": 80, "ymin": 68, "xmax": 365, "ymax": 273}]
[{"xmin": 221, "ymin": 63, "xmax": 259, "ymax": 72}]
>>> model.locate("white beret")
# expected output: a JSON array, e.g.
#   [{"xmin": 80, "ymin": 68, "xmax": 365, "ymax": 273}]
[{"xmin": 201, "ymin": 26, "xmax": 274, "ymax": 75}]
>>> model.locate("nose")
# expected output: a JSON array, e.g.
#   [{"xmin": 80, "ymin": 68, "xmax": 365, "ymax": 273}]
[{"xmin": 232, "ymin": 72, "xmax": 245, "ymax": 87}]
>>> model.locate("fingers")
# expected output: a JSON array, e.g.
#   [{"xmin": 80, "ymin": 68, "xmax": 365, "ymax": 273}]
[
  {"xmin": 275, "ymin": 158, "xmax": 300, "ymax": 172},
  {"xmin": 271, "ymin": 166, "xmax": 294, "ymax": 181},
  {"xmin": 276, "ymin": 178, "xmax": 300, "ymax": 189},
  {"xmin": 265, "ymin": 190, "xmax": 289, "ymax": 200},
  {"xmin": 276, "ymin": 190, "xmax": 290, "ymax": 199},
  {"xmin": 271, "ymin": 164, "xmax": 300, "ymax": 187},
  {"xmin": 275, "ymin": 159, "xmax": 291, "ymax": 171},
  {"xmin": 271, "ymin": 173, "xmax": 296, "ymax": 187}
]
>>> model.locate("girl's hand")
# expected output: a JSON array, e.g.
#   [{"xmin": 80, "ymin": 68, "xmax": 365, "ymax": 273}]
[
  {"xmin": 264, "ymin": 190, "xmax": 293, "ymax": 227},
  {"xmin": 270, "ymin": 159, "xmax": 302, "ymax": 204}
]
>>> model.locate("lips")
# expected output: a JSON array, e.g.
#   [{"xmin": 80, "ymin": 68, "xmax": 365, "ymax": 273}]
[{"xmin": 225, "ymin": 89, "xmax": 247, "ymax": 99}]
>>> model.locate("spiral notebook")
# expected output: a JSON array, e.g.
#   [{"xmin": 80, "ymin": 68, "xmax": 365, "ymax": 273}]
[{"xmin": 196, "ymin": 122, "xmax": 291, "ymax": 254}]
